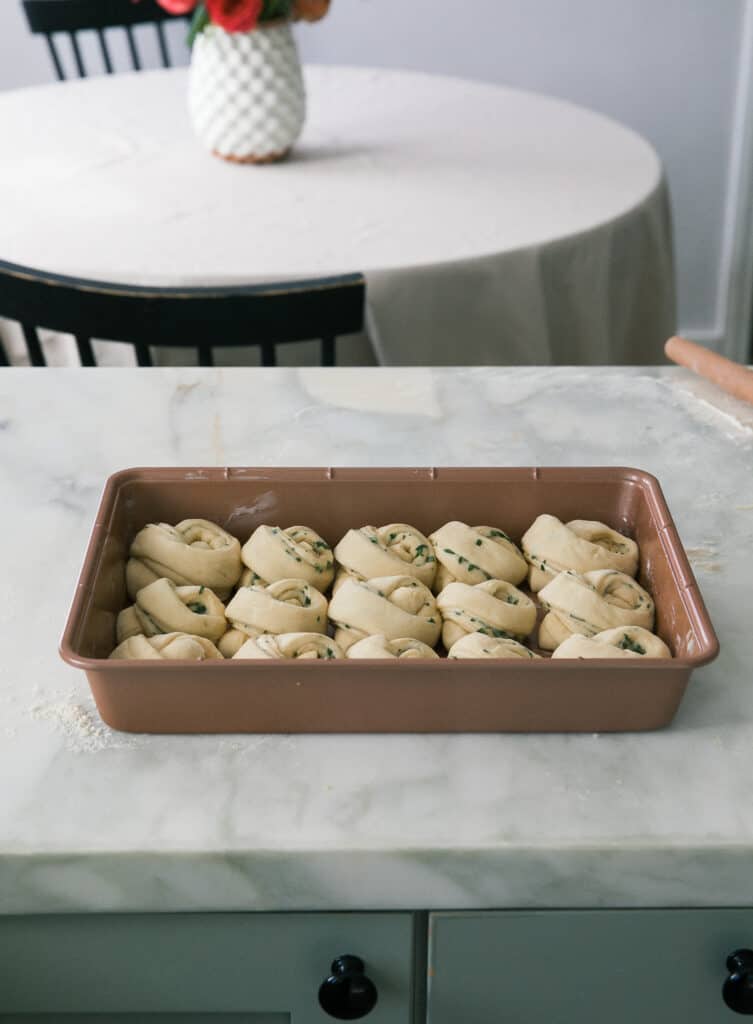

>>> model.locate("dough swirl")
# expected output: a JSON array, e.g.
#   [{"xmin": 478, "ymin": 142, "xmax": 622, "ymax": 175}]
[
  {"xmin": 538, "ymin": 569, "xmax": 655, "ymax": 650},
  {"xmin": 109, "ymin": 632, "xmax": 224, "ymax": 660},
  {"xmin": 242, "ymin": 525, "xmax": 334, "ymax": 592},
  {"xmin": 521, "ymin": 514, "xmax": 639, "ymax": 591},
  {"xmin": 334, "ymin": 524, "xmax": 436, "ymax": 589},
  {"xmin": 225, "ymin": 578, "xmax": 328, "ymax": 637},
  {"xmin": 117, "ymin": 578, "xmax": 226, "ymax": 643},
  {"xmin": 447, "ymin": 632, "xmax": 540, "ymax": 660},
  {"xmin": 127, "ymin": 518, "xmax": 242, "ymax": 600},
  {"xmin": 436, "ymin": 579, "xmax": 536, "ymax": 649},
  {"xmin": 346, "ymin": 635, "xmax": 440, "ymax": 660},
  {"xmin": 328, "ymin": 574, "xmax": 441, "ymax": 651},
  {"xmin": 428, "ymin": 521, "xmax": 527, "ymax": 591},
  {"xmin": 552, "ymin": 625, "xmax": 671, "ymax": 659},
  {"xmin": 233, "ymin": 632, "xmax": 344, "ymax": 660}
]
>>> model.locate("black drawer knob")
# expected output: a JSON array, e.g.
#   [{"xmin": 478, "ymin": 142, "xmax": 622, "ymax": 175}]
[
  {"xmin": 318, "ymin": 954, "xmax": 378, "ymax": 1020},
  {"xmin": 724, "ymin": 949, "xmax": 753, "ymax": 1014}
]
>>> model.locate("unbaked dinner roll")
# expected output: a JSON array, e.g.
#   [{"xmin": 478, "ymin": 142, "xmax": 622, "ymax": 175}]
[
  {"xmin": 127, "ymin": 519, "xmax": 242, "ymax": 601},
  {"xmin": 447, "ymin": 632, "xmax": 541, "ymax": 660},
  {"xmin": 233, "ymin": 632, "xmax": 344, "ymax": 660},
  {"xmin": 218, "ymin": 629, "xmax": 252, "ymax": 658},
  {"xmin": 110, "ymin": 634, "xmax": 163, "ymax": 659},
  {"xmin": 117, "ymin": 578, "xmax": 227, "ymax": 643},
  {"xmin": 242, "ymin": 526, "xmax": 334, "ymax": 592},
  {"xmin": 225, "ymin": 578, "xmax": 328, "ymax": 637},
  {"xmin": 537, "ymin": 569, "xmax": 655, "ymax": 651},
  {"xmin": 109, "ymin": 632, "xmax": 224, "ymax": 660},
  {"xmin": 334, "ymin": 524, "xmax": 436, "ymax": 589},
  {"xmin": 436, "ymin": 579, "xmax": 536, "ymax": 649},
  {"xmin": 115, "ymin": 605, "xmax": 142, "ymax": 643},
  {"xmin": 328, "ymin": 575, "xmax": 441, "ymax": 652},
  {"xmin": 552, "ymin": 625, "xmax": 671, "ymax": 660},
  {"xmin": 521, "ymin": 514, "xmax": 639, "ymax": 592},
  {"xmin": 346, "ymin": 635, "xmax": 440, "ymax": 659},
  {"xmin": 428, "ymin": 522, "xmax": 527, "ymax": 591},
  {"xmin": 221, "ymin": 576, "xmax": 327, "ymax": 656}
]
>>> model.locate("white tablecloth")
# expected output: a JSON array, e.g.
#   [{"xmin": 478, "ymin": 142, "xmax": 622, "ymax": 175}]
[{"xmin": 0, "ymin": 66, "xmax": 673, "ymax": 365}]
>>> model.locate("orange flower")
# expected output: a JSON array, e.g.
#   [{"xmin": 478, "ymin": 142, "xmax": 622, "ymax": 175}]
[{"xmin": 293, "ymin": 0, "xmax": 330, "ymax": 22}]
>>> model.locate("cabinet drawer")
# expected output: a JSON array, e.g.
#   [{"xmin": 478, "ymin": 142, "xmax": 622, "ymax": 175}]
[
  {"xmin": 0, "ymin": 912, "xmax": 414, "ymax": 1022},
  {"xmin": 428, "ymin": 910, "xmax": 753, "ymax": 1024}
]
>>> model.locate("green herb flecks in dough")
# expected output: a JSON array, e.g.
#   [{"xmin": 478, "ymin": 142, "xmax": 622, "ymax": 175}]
[{"xmin": 618, "ymin": 634, "xmax": 646, "ymax": 655}]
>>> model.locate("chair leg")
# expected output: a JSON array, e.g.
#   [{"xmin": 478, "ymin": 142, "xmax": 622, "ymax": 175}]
[
  {"xmin": 0, "ymin": 337, "xmax": 9, "ymax": 367},
  {"xmin": 21, "ymin": 323, "xmax": 46, "ymax": 366},
  {"xmin": 261, "ymin": 342, "xmax": 277, "ymax": 367},
  {"xmin": 45, "ymin": 35, "xmax": 65, "ymax": 81},
  {"xmin": 75, "ymin": 335, "xmax": 97, "ymax": 367},
  {"xmin": 198, "ymin": 345, "xmax": 214, "ymax": 367},
  {"xmin": 321, "ymin": 336, "xmax": 336, "ymax": 367},
  {"xmin": 69, "ymin": 32, "xmax": 86, "ymax": 77},
  {"xmin": 134, "ymin": 342, "xmax": 153, "ymax": 367},
  {"xmin": 125, "ymin": 26, "xmax": 142, "ymax": 71},
  {"xmin": 155, "ymin": 21, "xmax": 171, "ymax": 68},
  {"xmin": 96, "ymin": 28, "xmax": 114, "ymax": 74}
]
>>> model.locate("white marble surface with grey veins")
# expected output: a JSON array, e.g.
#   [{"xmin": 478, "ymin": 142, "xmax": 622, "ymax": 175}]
[{"xmin": 1, "ymin": 367, "xmax": 752, "ymax": 914}]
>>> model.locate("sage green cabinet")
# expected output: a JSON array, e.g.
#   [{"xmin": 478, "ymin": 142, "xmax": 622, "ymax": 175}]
[
  {"xmin": 5, "ymin": 907, "xmax": 753, "ymax": 1022},
  {"xmin": 0, "ymin": 1018, "xmax": 283, "ymax": 1023},
  {"xmin": 0, "ymin": 913, "xmax": 415, "ymax": 1022},
  {"xmin": 427, "ymin": 910, "xmax": 753, "ymax": 1024}
]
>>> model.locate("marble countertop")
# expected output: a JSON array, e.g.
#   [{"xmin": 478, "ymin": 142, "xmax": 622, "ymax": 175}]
[{"xmin": 1, "ymin": 366, "xmax": 752, "ymax": 915}]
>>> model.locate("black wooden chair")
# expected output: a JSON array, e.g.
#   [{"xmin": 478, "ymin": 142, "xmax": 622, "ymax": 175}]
[
  {"xmin": 0, "ymin": 260, "xmax": 365, "ymax": 367},
  {"xmin": 22, "ymin": 0, "xmax": 189, "ymax": 80}
]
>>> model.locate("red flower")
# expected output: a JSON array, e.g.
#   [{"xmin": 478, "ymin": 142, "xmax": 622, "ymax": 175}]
[
  {"xmin": 152, "ymin": 0, "xmax": 200, "ymax": 12},
  {"xmin": 205, "ymin": 0, "xmax": 263, "ymax": 32}
]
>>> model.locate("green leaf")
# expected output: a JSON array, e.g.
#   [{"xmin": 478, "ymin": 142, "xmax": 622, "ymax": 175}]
[{"xmin": 187, "ymin": 4, "xmax": 210, "ymax": 46}]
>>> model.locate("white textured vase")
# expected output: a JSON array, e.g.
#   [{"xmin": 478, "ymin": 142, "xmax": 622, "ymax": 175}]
[{"xmin": 188, "ymin": 22, "xmax": 306, "ymax": 164}]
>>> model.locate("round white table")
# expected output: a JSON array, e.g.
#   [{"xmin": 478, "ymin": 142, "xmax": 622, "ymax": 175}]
[{"xmin": 0, "ymin": 66, "xmax": 673, "ymax": 366}]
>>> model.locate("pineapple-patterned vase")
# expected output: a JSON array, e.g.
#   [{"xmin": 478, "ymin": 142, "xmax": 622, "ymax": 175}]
[{"xmin": 188, "ymin": 22, "xmax": 306, "ymax": 164}]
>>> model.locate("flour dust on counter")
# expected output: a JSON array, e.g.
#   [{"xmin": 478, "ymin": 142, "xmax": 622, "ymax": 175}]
[{"xmin": 28, "ymin": 686, "xmax": 147, "ymax": 754}]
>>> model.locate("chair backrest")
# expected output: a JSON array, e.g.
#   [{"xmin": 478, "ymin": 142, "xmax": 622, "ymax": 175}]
[
  {"xmin": 0, "ymin": 260, "xmax": 366, "ymax": 368},
  {"xmin": 22, "ymin": 0, "xmax": 189, "ymax": 79}
]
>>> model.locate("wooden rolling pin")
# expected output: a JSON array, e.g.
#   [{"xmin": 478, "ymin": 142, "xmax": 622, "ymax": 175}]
[{"xmin": 665, "ymin": 335, "xmax": 753, "ymax": 406}]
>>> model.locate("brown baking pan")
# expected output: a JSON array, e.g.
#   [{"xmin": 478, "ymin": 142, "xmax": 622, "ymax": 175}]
[{"xmin": 60, "ymin": 467, "xmax": 719, "ymax": 734}]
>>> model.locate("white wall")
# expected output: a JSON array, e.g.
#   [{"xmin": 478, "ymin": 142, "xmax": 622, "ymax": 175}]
[{"xmin": 0, "ymin": 0, "xmax": 749, "ymax": 349}]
